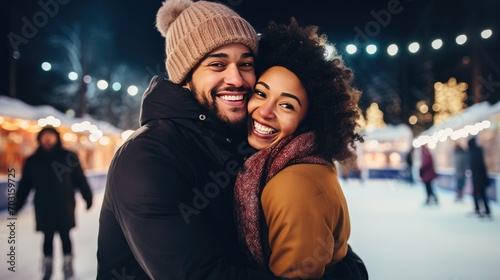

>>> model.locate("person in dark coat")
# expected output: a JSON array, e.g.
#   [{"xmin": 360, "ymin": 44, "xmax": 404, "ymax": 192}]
[
  {"xmin": 419, "ymin": 145, "xmax": 438, "ymax": 205},
  {"xmin": 15, "ymin": 126, "xmax": 93, "ymax": 280},
  {"xmin": 405, "ymin": 146, "xmax": 415, "ymax": 185},
  {"xmin": 467, "ymin": 137, "xmax": 491, "ymax": 218},
  {"xmin": 96, "ymin": 1, "xmax": 282, "ymax": 279},
  {"xmin": 453, "ymin": 141, "xmax": 468, "ymax": 201}
]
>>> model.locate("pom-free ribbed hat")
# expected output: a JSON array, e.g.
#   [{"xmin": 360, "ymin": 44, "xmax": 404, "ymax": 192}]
[{"xmin": 156, "ymin": 0, "xmax": 258, "ymax": 84}]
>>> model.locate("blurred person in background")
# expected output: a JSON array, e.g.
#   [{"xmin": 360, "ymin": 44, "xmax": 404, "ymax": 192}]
[
  {"xmin": 15, "ymin": 126, "xmax": 93, "ymax": 280},
  {"xmin": 453, "ymin": 141, "xmax": 468, "ymax": 202},
  {"xmin": 405, "ymin": 146, "xmax": 415, "ymax": 186},
  {"xmin": 467, "ymin": 136, "xmax": 492, "ymax": 219},
  {"xmin": 419, "ymin": 144, "xmax": 438, "ymax": 205}
]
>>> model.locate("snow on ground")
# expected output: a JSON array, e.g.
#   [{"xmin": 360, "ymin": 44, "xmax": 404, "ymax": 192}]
[
  {"xmin": 344, "ymin": 178, "xmax": 500, "ymax": 280},
  {"xmin": 0, "ymin": 194, "xmax": 103, "ymax": 280},
  {"xmin": 1, "ymin": 178, "xmax": 499, "ymax": 280}
]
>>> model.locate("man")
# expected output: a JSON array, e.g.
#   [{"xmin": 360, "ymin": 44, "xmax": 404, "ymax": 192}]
[
  {"xmin": 16, "ymin": 126, "xmax": 93, "ymax": 280},
  {"xmin": 467, "ymin": 137, "xmax": 491, "ymax": 218},
  {"xmin": 96, "ymin": 0, "xmax": 281, "ymax": 279}
]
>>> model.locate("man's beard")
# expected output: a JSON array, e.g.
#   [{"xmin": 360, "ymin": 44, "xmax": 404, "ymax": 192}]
[{"xmin": 189, "ymin": 81, "xmax": 248, "ymax": 129}]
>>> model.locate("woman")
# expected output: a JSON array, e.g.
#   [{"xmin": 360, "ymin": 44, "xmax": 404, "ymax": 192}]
[
  {"xmin": 234, "ymin": 18, "xmax": 365, "ymax": 279},
  {"xmin": 419, "ymin": 144, "xmax": 438, "ymax": 205}
]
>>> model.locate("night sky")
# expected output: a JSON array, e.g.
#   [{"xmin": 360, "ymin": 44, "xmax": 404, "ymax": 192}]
[{"xmin": 2, "ymin": 0, "xmax": 499, "ymax": 130}]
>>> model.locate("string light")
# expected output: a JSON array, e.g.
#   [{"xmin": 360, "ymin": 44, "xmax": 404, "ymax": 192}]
[
  {"xmin": 413, "ymin": 120, "xmax": 491, "ymax": 148},
  {"xmin": 346, "ymin": 44, "xmax": 357, "ymax": 54},
  {"xmin": 40, "ymin": 65, "xmax": 139, "ymax": 94},
  {"xmin": 408, "ymin": 42, "xmax": 420, "ymax": 54},
  {"xmin": 481, "ymin": 29, "xmax": 492, "ymax": 39},
  {"xmin": 343, "ymin": 28, "xmax": 493, "ymax": 57},
  {"xmin": 366, "ymin": 44, "xmax": 377, "ymax": 55},
  {"xmin": 431, "ymin": 39, "xmax": 443, "ymax": 50},
  {"xmin": 455, "ymin": 34, "xmax": 467, "ymax": 45},
  {"xmin": 387, "ymin": 44, "xmax": 398, "ymax": 56}
]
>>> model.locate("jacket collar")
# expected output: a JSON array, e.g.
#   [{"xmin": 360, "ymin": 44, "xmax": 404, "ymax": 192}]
[
  {"xmin": 139, "ymin": 76, "xmax": 246, "ymax": 145},
  {"xmin": 140, "ymin": 76, "xmax": 204, "ymax": 125}
]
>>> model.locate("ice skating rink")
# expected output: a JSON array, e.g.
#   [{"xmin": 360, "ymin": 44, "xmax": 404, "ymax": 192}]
[{"xmin": 1, "ymin": 178, "xmax": 499, "ymax": 280}]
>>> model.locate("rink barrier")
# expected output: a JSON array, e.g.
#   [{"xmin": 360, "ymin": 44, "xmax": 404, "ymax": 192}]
[
  {"xmin": 2, "ymin": 169, "xmax": 496, "ymax": 211},
  {"xmin": 0, "ymin": 170, "xmax": 107, "ymax": 212},
  {"xmin": 355, "ymin": 168, "xmax": 498, "ymax": 202},
  {"xmin": 368, "ymin": 168, "xmax": 407, "ymax": 180},
  {"xmin": 434, "ymin": 168, "xmax": 498, "ymax": 202}
]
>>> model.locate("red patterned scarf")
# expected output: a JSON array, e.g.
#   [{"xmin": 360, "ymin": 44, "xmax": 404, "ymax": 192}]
[{"xmin": 234, "ymin": 131, "xmax": 332, "ymax": 269}]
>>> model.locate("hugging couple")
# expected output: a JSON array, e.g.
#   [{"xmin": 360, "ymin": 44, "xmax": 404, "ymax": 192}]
[{"xmin": 97, "ymin": 0, "xmax": 368, "ymax": 279}]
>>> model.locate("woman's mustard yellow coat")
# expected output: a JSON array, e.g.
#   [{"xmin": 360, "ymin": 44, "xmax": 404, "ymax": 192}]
[{"xmin": 261, "ymin": 163, "xmax": 350, "ymax": 279}]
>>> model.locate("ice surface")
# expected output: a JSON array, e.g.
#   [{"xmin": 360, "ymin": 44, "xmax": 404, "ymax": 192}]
[{"xmin": 1, "ymin": 179, "xmax": 499, "ymax": 280}]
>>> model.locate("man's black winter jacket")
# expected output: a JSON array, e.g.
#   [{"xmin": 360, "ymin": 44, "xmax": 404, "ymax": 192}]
[{"xmin": 96, "ymin": 76, "xmax": 279, "ymax": 280}]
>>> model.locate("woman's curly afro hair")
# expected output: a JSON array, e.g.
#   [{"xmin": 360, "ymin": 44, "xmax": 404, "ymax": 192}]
[{"xmin": 256, "ymin": 18, "xmax": 364, "ymax": 162}]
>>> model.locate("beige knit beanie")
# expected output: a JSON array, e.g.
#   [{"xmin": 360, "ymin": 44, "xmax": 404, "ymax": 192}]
[{"xmin": 156, "ymin": 0, "xmax": 258, "ymax": 84}]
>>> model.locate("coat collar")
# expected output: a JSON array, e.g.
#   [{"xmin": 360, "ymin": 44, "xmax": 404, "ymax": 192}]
[{"xmin": 139, "ymin": 76, "xmax": 247, "ymax": 152}]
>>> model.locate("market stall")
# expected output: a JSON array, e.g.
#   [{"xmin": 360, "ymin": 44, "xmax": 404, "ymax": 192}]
[{"xmin": 358, "ymin": 124, "xmax": 414, "ymax": 180}]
